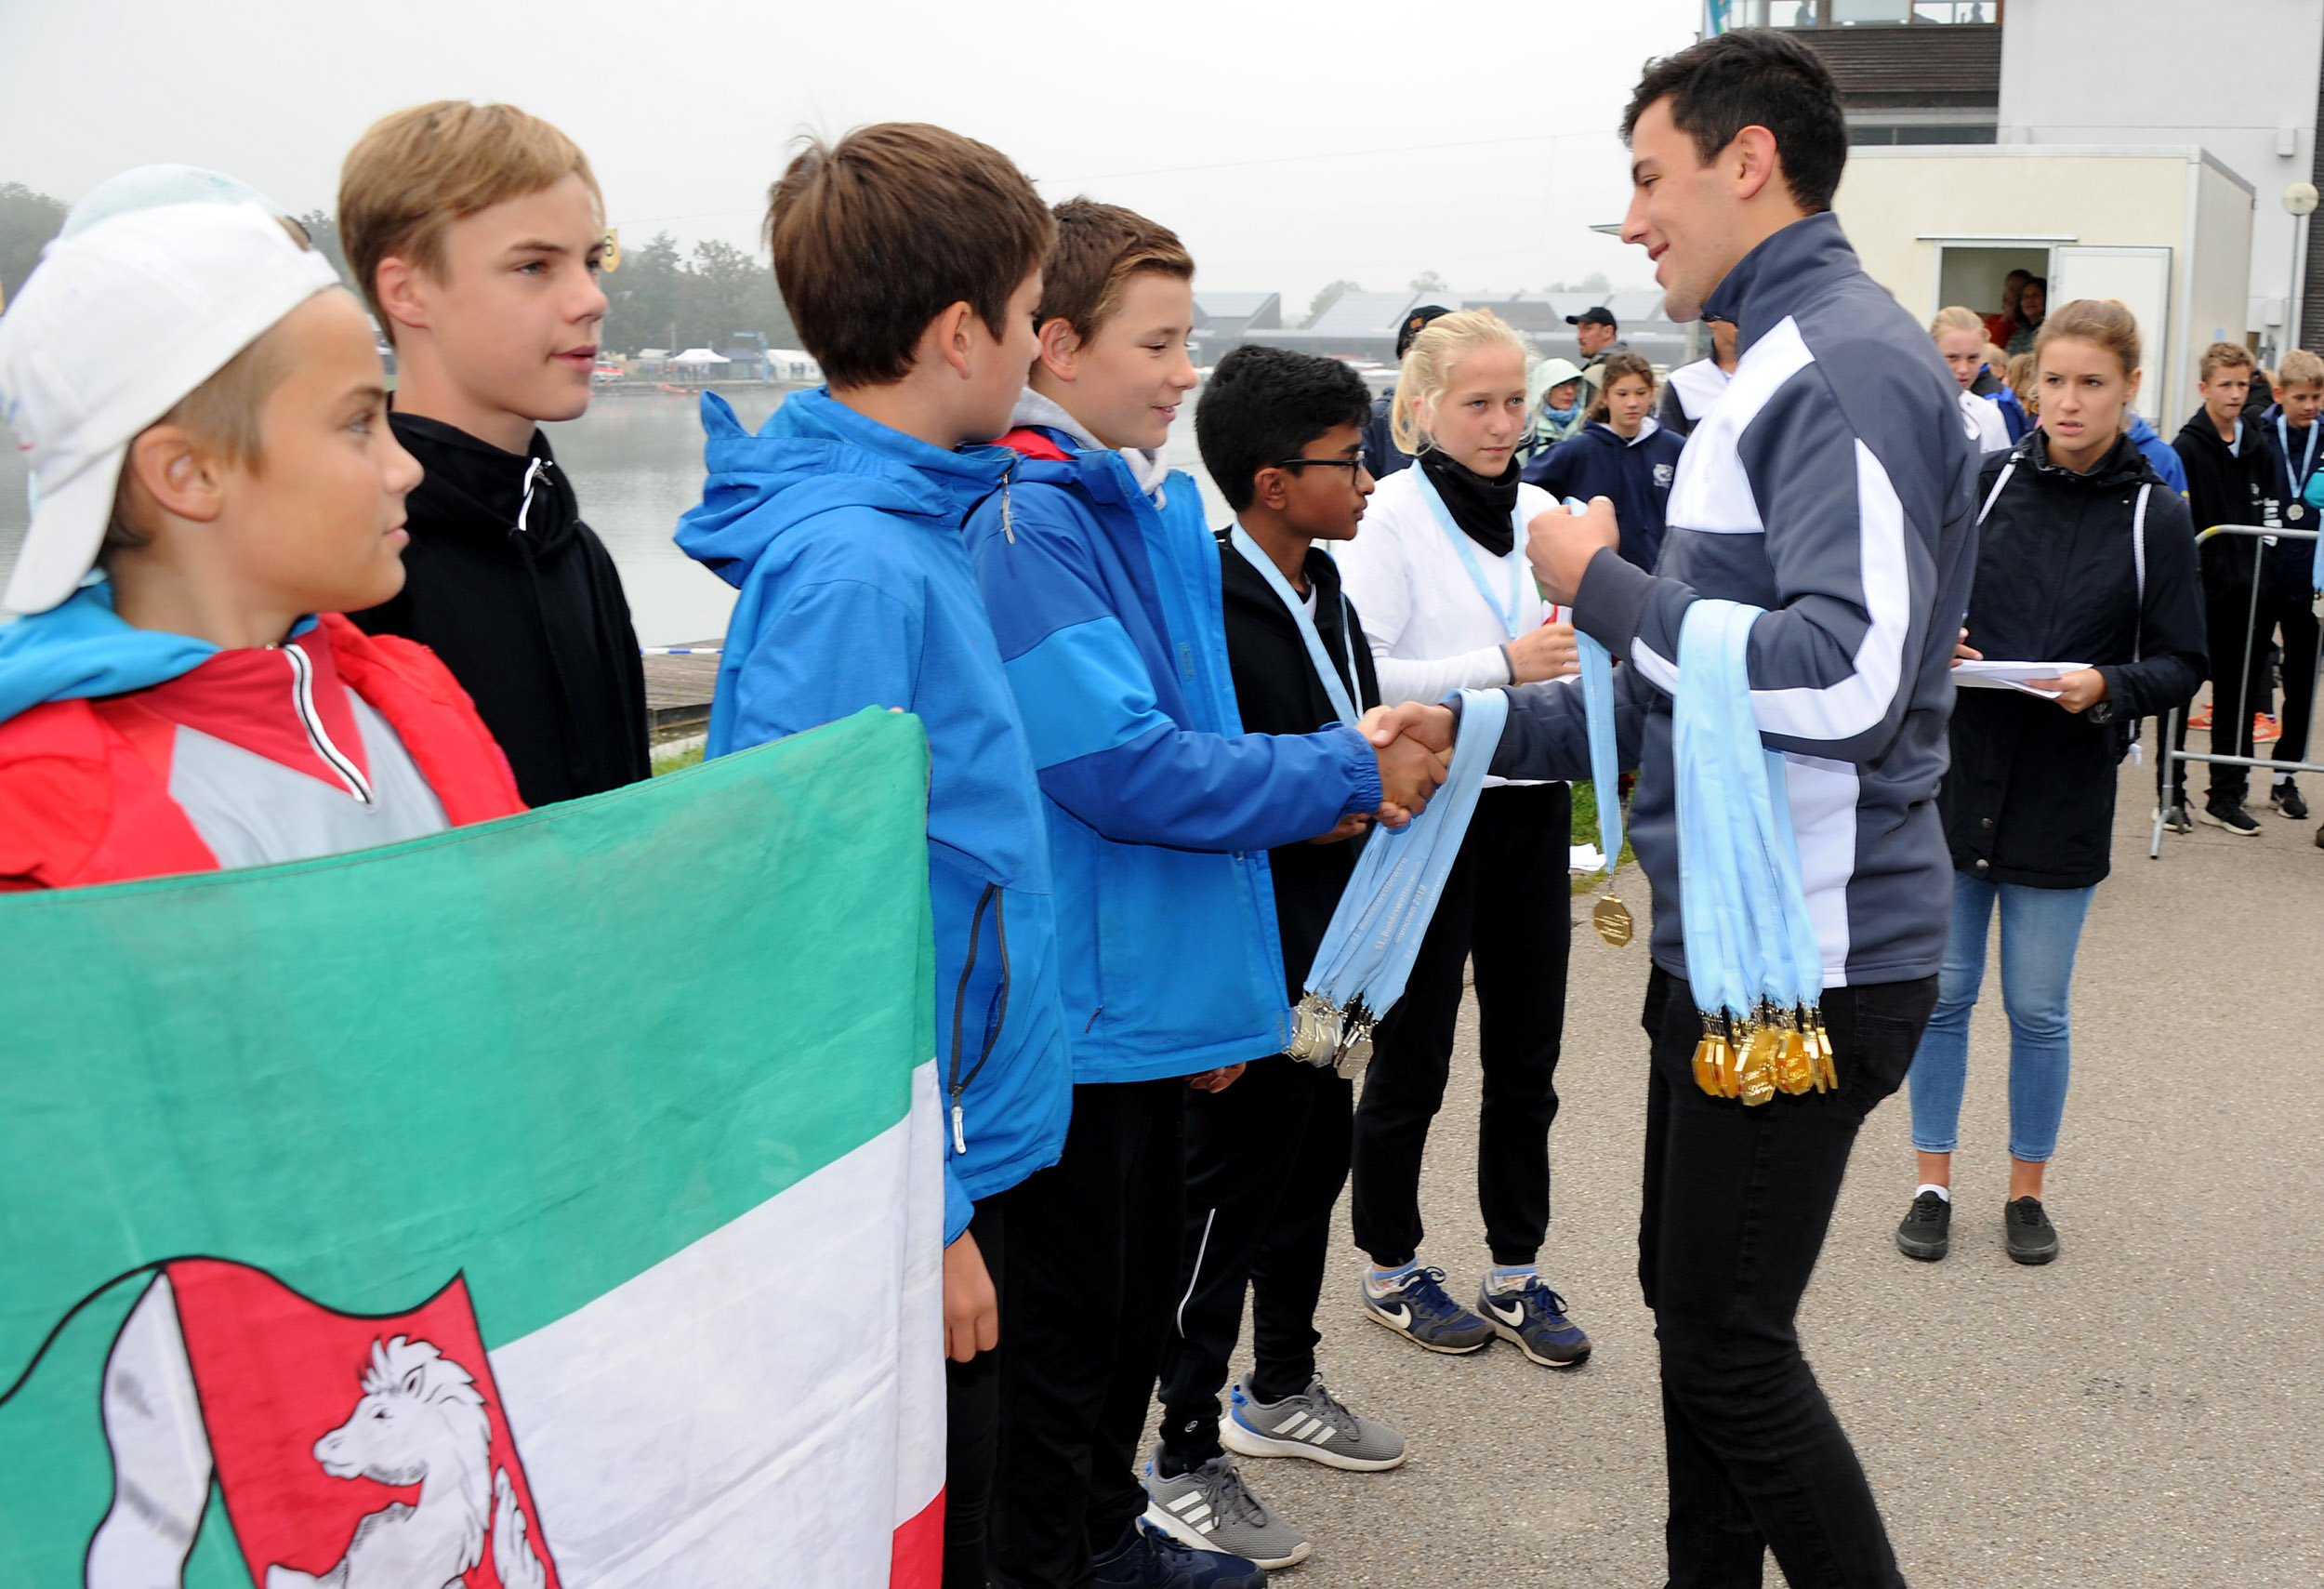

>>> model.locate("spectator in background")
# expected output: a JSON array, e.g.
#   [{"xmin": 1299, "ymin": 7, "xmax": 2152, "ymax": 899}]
[
  {"xmin": 2246, "ymin": 363, "xmax": 2276, "ymax": 418},
  {"xmin": 2004, "ymin": 275, "xmax": 2047, "ymax": 355},
  {"xmin": 2006, "ymin": 351, "xmax": 2039, "ymax": 419},
  {"xmin": 2253, "ymin": 347, "xmax": 2324, "ymax": 821},
  {"xmin": 1361, "ymin": 302, "xmax": 1450, "ymax": 478},
  {"xmin": 2170, "ymin": 341, "xmax": 2280, "ymax": 836},
  {"xmin": 1527, "ymin": 350, "xmax": 1684, "ymax": 572},
  {"xmin": 1656, "ymin": 311, "xmax": 1737, "ymax": 439},
  {"xmin": 1567, "ymin": 304, "xmax": 1625, "ymax": 407},
  {"xmin": 1983, "ymin": 268, "xmax": 2031, "ymax": 350},
  {"xmin": 1898, "ymin": 297, "xmax": 2205, "ymax": 1268},
  {"xmin": 1930, "ymin": 306, "xmax": 2012, "ymax": 454},
  {"xmin": 1525, "ymin": 356, "xmax": 1588, "ymax": 457}
]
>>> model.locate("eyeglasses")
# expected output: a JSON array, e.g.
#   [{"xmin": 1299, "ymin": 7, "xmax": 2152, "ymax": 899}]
[{"xmin": 1270, "ymin": 457, "xmax": 1367, "ymax": 476}]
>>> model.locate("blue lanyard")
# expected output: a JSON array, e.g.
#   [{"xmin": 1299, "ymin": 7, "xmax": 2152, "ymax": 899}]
[
  {"xmin": 1229, "ymin": 526, "xmax": 1358, "ymax": 725},
  {"xmin": 1409, "ymin": 463, "xmax": 1526, "ymax": 640},
  {"xmin": 1305, "ymin": 687, "xmax": 1511, "ymax": 1026},
  {"xmin": 1672, "ymin": 600, "xmax": 1823, "ymax": 1023},
  {"xmin": 1578, "ymin": 634, "xmax": 1622, "ymax": 877},
  {"xmin": 2279, "ymin": 414, "xmax": 2320, "ymax": 501}
]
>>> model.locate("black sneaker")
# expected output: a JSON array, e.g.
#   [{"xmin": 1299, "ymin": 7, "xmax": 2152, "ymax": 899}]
[
  {"xmin": 2199, "ymin": 797, "xmax": 2262, "ymax": 835},
  {"xmin": 2159, "ymin": 801, "xmax": 2194, "ymax": 834},
  {"xmin": 1093, "ymin": 1520, "xmax": 1268, "ymax": 1589},
  {"xmin": 2315, "ymin": 820, "xmax": 2324, "ymax": 851},
  {"xmin": 2005, "ymin": 1197, "xmax": 2059, "ymax": 1265},
  {"xmin": 2271, "ymin": 780, "xmax": 2310, "ymax": 820},
  {"xmin": 1895, "ymin": 1189, "xmax": 1951, "ymax": 1261}
]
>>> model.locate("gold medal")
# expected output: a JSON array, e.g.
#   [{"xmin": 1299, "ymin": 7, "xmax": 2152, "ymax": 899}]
[
  {"xmin": 1737, "ymin": 1018, "xmax": 1778, "ymax": 1106},
  {"xmin": 1333, "ymin": 1012, "xmax": 1375, "ymax": 1083},
  {"xmin": 1692, "ymin": 1014, "xmax": 1723, "ymax": 1096},
  {"xmin": 1775, "ymin": 1011, "xmax": 1815, "ymax": 1094},
  {"xmin": 1285, "ymin": 992, "xmax": 1341, "ymax": 1065},
  {"xmin": 1591, "ymin": 892, "xmax": 1634, "ymax": 947}
]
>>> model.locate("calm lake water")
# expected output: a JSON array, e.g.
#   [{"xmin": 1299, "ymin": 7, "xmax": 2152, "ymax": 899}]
[{"xmin": 0, "ymin": 386, "xmax": 1227, "ymax": 644}]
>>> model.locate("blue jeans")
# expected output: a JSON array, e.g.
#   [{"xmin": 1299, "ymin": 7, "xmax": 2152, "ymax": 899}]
[{"xmin": 1908, "ymin": 871, "xmax": 2095, "ymax": 1163}]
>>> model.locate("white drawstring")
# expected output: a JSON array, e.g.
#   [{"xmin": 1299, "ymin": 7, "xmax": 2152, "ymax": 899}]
[{"xmin": 516, "ymin": 457, "xmax": 547, "ymax": 535}]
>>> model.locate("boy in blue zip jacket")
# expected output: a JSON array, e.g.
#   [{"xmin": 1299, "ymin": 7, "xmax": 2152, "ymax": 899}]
[
  {"xmin": 966, "ymin": 201, "xmax": 1446, "ymax": 1589},
  {"xmin": 669, "ymin": 124, "xmax": 1070, "ymax": 1589}
]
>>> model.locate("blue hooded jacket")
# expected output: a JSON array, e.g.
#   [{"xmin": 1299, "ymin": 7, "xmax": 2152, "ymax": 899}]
[
  {"xmin": 966, "ymin": 427, "xmax": 1383, "ymax": 1082},
  {"xmin": 0, "ymin": 583, "xmax": 218, "ymax": 722},
  {"xmin": 674, "ymin": 390, "xmax": 1071, "ymax": 1242},
  {"xmin": 1525, "ymin": 418, "xmax": 1688, "ymax": 572},
  {"xmin": 2128, "ymin": 414, "xmax": 2188, "ymax": 497}
]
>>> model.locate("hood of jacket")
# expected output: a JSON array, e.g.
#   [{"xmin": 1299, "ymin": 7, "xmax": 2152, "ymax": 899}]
[
  {"xmin": 1581, "ymin": 415, "xmax": 1665, "ymax": 451},
  {"xmin": 2172, "ymin": 406, "xmax": 2246, "ymax": 467},
  {"xmin": 391, "ymin": 413, "xmax": 588, "ymax": 564},
  {"xmin": 675, "ymin": 389, "xmax": 1013, "ymax": 587},
  {"xmin": 2007, "ymin": 426, "xmax": 2159, "ymax": 493},
  {"xmin": 1007, "ymin": 387, "xmax": 1171, "ymax": 501},
  {"xmin": 0, "ymin": 583, "xmax": 223, "ymax": 723}
]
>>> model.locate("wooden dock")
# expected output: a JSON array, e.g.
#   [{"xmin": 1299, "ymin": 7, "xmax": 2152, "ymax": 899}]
[{"xmin": 643, "ymin": 642, "xmax": 721, "ymax": 740}]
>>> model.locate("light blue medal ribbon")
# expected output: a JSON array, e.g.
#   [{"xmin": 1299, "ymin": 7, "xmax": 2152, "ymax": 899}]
[
  {"xmin": 1562, "ymin": 498, "xmax": 1631, "ymax": 946},
  {"xmin": 1228, "ymin": 527, "xmax": 1357, "ymax": 724},
  {"xmin": 1409, "ymin": 462, "xmax": 1525, "ymax": 639},
  {"xmin": 1672, "ymin": 600, "xmax": 1829, "ymax": 1102},
  {"xmin": 2293, "ymin": 416, "xmax": 2324, "ymax": 595},
  {"xmin": 1294, "ymin": 687, "xmax": 1511, "ymax": 1074}
]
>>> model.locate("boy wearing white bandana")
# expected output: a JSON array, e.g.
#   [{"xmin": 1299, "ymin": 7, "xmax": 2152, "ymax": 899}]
[{"xmin": 1367, "ymin": 32, "xmax": 1976, "ymax": 1589}]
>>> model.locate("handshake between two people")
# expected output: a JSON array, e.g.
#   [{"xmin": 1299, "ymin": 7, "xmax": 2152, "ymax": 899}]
[{"xmin": 1307, "ymin": 496, "xmax": 1621, "ymax": 844}]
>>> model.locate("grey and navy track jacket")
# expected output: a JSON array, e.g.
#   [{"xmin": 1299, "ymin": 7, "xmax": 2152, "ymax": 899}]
[{"xmin": 1488, "ymin": 212, "xmax": 1979, "ymax": 987}]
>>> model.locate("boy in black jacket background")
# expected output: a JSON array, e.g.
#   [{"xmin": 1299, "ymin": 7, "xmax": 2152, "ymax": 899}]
[
  {"xmin": 1144, "ymin": 346, "xmax": 1407, "ymax": 1574},
  {"xmin": 2171, "ymin": 341, "xmax": 2279, "ymax": 833},
  {"xmin": 338, "ymin": 102, "xmax": 651, "ymax": 806}
]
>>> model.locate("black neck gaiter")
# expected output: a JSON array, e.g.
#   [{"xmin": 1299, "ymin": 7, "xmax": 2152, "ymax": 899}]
[{"xmin": 1419, "ymin": 446, "xmax": 1523, "ymax": 558}]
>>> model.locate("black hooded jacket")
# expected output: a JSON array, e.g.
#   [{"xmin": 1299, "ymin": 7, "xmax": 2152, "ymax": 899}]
[
  {"xmin": 1942, "ymin": 431, "xmax": 2207, "ymax": 888},
  {"xmin": 354, "ymin": 413, "xmax": 651, "ymax": 805},
  {"xmin": 2171, "ymin": 409, "xmax": 2279, "ymax": 599},
  {"xmin": 1216, "ymin": 533, "xmax": 1382, "ymax": 1004}
]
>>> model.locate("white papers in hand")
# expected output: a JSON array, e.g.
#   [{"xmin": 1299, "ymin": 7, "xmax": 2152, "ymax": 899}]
[
  {"xmin": 1569, "ymin": 843, "xmax": 1605, "ymax": 874},
  {"xmin": 1953, "ymin": 659, "xmax": 2089, "ymax": 697}
]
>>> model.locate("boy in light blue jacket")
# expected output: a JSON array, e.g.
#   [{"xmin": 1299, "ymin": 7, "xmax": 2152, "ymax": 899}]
[
  {"xmin": 967, "ymin": 200, "xmax": 1445, "ymax": 1589},
  {"xmin": 671, "ymin": 124, "xmax": 1068, "ymax": 1589}
]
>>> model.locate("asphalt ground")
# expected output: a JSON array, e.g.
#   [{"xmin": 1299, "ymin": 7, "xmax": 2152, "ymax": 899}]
[{"xmin": 1159, "ymin": 740, "xmax": 2324, "ymax": 1587}]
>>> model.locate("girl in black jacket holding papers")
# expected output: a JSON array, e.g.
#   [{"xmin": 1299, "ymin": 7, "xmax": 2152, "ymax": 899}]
[{"xmin": 1899, "ymin": 299, "xmax": 2206, "ymax": 1268}]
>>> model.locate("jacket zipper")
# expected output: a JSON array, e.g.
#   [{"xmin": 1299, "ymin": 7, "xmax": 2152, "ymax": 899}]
[
  {"xmin": 280, "ymin": 642, "xmax": 374, "ymax": 805},
  {"xmin": 947, "ymin": 883, "xmax": 1012, "ymax": 1155}
]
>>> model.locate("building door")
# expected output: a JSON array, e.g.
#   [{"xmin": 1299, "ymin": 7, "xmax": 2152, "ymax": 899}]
[{"xmin": 2050, "ymin": 245, "xmax": 2175, "ymax": 428}]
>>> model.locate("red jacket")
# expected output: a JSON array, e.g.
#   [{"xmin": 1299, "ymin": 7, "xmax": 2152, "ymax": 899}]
[{"xmin": 0, "ymin": 614, "xmax": 524, "ymax": 892}]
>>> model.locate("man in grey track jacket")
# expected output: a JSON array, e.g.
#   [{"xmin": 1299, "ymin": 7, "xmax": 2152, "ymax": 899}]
[{"xmin": 1367, "ymin": 31, "xmax": 1975, "ymax": 1589}]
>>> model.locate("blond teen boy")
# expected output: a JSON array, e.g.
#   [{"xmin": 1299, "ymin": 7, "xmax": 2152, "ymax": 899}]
[
  {"xmin": 964, "ymin": 201, "xmax": 1442, "ymax": 1589},
  {"xmin": 338, "ymin": 102, "xmax": 649, "ymax": 806},
  {"xmin": 0, "ymin": 203, "xmax": 522, "ymax": 891},
  {"xmin": 2171, "ymin": 342, "xmax": 2278, "ymax": 832},
  {"xmin": 670, "ymin": 123, "xmax": 1077, "ymax": 1589},
  {"xmin": 2257, "ymin": 348, "xmax": 2324, "ymax": 821}
]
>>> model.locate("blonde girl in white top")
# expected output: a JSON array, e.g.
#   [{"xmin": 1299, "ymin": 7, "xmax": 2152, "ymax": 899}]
[{"xmin": 1332, "ymin": 310, "xmax": 1594, "ymax": 1368}]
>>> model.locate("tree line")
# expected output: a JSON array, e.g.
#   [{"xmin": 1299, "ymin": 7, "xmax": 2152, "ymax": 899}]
[{"xmin": 0, "ymin": 183, "xmax": 795, "ymax": 355}]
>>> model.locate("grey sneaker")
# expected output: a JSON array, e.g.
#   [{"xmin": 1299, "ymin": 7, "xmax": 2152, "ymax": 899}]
[
  {"xmin": 1141, "ymin": 1444, "xmax": 1311, "ymax": 1569},
  {"xmin": 1219, "ymin": 1373, "xmax": 1406, "ymax": 1472}
]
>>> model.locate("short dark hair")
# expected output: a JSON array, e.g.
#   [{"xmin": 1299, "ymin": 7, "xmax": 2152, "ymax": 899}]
[
  {"xmin": 1037, "ymin": 198, "xmax": 1194, "ymax": 345},
  {"xmin": 1195, "ymin": 344, "xmax": 1372, "ymax": 512},
  {"xmin": 1621, "ymin": 29, "xmax": 1848, "ymax": 214},
  {"xmin": 764, "ymin": 123, "xmax": 1053, "ymax": 389}
]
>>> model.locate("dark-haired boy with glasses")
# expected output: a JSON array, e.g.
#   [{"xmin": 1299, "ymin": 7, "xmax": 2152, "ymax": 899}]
[{"xmin": 1140, "ymin": 344, "xmax": 1410, "ymax": 1572}]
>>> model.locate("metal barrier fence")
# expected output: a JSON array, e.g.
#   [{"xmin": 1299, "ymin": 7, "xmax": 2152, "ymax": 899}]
[{"xmin": 2149, "ymin": 523, "xmax": 2324, "ymax": 857}]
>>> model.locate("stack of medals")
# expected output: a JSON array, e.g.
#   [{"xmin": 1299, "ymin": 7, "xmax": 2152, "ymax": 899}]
[
  {"xmin": 1671, "ymin": 600, "xmax": 1835, "ymax": 1106},
  {"xmin": 1290, "ymin": 689, "xmax": 1512, "ymax": 1083}
]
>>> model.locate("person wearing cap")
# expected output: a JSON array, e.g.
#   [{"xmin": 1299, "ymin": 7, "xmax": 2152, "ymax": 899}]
[
  {"xmin": 0, "ymin": 201, "xmax": 525, "ymax": 891},
  {"xmin": 1566, "ymin": 304, "xmax": 1628, "ymax": 408},
  {"xmin": 1360, "ymin": 302, "xmax": 1451, "ymax": 478},
  {"xmin": 1655, "ymin": 311, "xmax": 1737, "ymax": 440}
]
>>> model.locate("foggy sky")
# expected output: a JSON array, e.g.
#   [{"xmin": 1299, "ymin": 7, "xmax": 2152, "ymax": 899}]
[{"xmin": 0, "ymin": 0, "xmax": 1699, "ymax": 311}]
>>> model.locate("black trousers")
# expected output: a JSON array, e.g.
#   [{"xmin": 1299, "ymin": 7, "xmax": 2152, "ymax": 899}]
[
  {"xmin": 1155, "ymin": 1055, "xmax": 1352, "ymax": 1468},
  {"xmin": 2184, "ymin": 586, "xmax": 2278, "ymax": 802},
  {"xmin": 991, "ymin": 1078, "xmax": 1185, "ymax": 1589},
  {"xmin": 1351, "ymin": 782, "xmax": 1572, "ymax": 1268},
  {"xmin": 1639, "ymin": 966, "xmax": 1937, "ymax": 1589},
  {"xmin": 2267, "ymin": 597, "xmax": 2320, "ymax": 770},
  {"xmin": 944, "ymin": 1198, "xmax": 1006, "ymax": 1589}
]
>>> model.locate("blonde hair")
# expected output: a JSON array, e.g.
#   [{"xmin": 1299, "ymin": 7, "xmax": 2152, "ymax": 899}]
[
  {"xmin": 2006, "ymin": 351, "xmax": 2038, "ymax": 414},
  {"xmin": 1390, "ymin": 309, "xmax": 1527, "ymax": 454},
  {"xmin": 2278, "ymin": 349, "xmax": 2324, "ymax": 388},
  {"xmin": 2036, "ymin": 298, "xmax": 2142, "ymax": 379},
  {"xmin": 338, "ymin": 101, "xmax": 601, "ymax": 342},
  {"xmin": 1929, "ymin": 304, "xmax": 1984, "ymax": 340}
]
